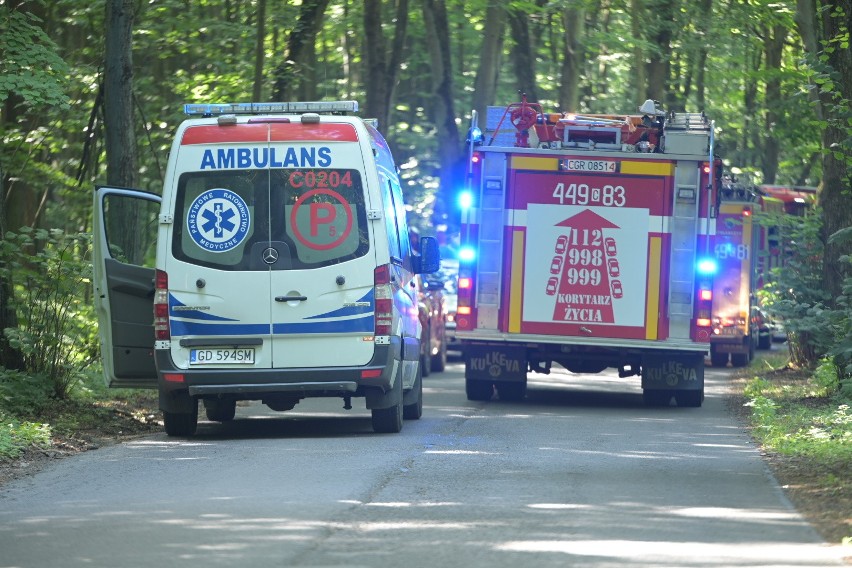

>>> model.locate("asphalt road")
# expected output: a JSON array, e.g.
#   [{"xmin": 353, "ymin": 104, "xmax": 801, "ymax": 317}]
[{"xmin": 0, "ymin": 359, "xmax": 847, "ymax": 567}]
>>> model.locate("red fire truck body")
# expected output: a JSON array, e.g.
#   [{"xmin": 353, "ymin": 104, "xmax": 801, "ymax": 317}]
[
  {"xmin": 456, "ymin": 100, "xmax": 720, "ymax": 407},
  {"xmin": 708, "ymin": 183, "xmax": 760, "ymax": 367},
  {"xmin": 707, "ymin": 183, "xmax": 816, "ymax": 367}
]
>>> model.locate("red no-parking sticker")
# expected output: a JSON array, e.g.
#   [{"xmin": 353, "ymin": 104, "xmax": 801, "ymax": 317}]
[{"xmin": 289, "ymin": 188, "xmax": 353, "ymax": 250}]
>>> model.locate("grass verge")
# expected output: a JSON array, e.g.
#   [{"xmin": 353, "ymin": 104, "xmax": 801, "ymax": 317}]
[{"xmin": 731, "ymin": 348, "xmax": 852, "ymax": 546}]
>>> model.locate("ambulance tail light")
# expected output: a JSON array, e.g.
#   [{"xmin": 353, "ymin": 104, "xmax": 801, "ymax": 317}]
[
  {"xmin": 374, "ymin": 264, "xmax": 393, "ymax": 336},
  {"xmin": 154, "ymin": 269, "xmax": 171, "ymax": 340}
]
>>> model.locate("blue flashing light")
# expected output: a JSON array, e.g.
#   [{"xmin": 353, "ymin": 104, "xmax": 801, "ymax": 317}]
[
  {"xmin": 697, "ymin": 257, "xmax": 718, "ymax": 275},
  {"xmin": 458, "ymin": 191, "xmax": 474, "ymax": 210},
  {"xmin": 466, "ymin": 126, "xmax": 483, "ymax": 145},
  {"xmin": 458, "ymin": 247, "xmax": 477, "ymax": 263}
]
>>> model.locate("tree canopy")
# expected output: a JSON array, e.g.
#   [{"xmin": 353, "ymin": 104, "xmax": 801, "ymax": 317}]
[{"xmin": 1, "ymin": 0, "xmax": 850, "ymax": 380}]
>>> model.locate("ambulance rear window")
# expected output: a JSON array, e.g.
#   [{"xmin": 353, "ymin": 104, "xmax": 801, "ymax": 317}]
[{"xmin": 172, "ymin": 169, "xmax": 369, "ymax": 271}]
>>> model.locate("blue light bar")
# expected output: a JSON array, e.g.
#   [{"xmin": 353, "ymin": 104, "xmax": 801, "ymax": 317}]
[
  {"xmin": 458, "ymin": 191, "xmax": 474, "ymax": 210},
  {"xmin": 459, "ymin": 247, "xmax": 477, "ymax": 263},
  {"xmin": 184, "ymin": 101, "xmax": 359, "ymax": 116},
  {"xmin": 696, "ymin": 258, "xmax": 718, "ymax": 275}
]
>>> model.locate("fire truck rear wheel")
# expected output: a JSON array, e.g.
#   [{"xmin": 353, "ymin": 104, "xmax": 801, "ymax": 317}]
[
  {"xmin": 710, "ymin": 351, "xmax": 729, "ymax": 368},
  {"xmin": 731, "ymin": 353, "xmax": 750, "ymax": 367},
  {"xmin": 466, "ymin": 379, "xmax": 494, "ymax": 401},
  {"xmin": 497, "ymin": 382, "xmax": 526, "ymax": 402},
  {"xmin": 675, "ymin": 390, "xmax": 703, "ymax": 408},
  {"xmin": 642, "ymin": 389, "xmax": 673, "ymax": 407}
]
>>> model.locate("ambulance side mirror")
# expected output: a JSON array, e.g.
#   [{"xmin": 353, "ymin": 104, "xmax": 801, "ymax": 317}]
[{"xmin": 414, "ymin": 236, "xmax": 440, "ymax": 274}]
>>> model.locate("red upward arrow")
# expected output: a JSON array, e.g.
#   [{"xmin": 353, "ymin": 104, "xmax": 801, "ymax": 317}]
[
  {"xmin": 551, "ymin": 209, "xmax": 620, "ymax": 324},
  {"xmin": 555, "ymin": 208, "xmax": 620, "ymax": 230}
]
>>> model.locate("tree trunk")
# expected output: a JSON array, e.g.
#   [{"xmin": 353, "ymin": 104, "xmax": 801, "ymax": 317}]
[
  {"xmin": 507, "ymin": 8, "xmax": 538, "ymax": 102},
  {"xmin": 630, "ymin": 0, "xmax": 646, "ymax": 100},
  {"xmin": 761, "ymin": 23, "xmax": 787, "ymax": 184},
  {"xmin": 271, "ymin": 0, "xmax": 330, "ymax": 102},
  {"xmin": 363, "ymin": 0, "xmax": 408, "ymax": 132},
  {"xmin": 422, "ymin": 0, "xmax": 462, "ymax": 232},
  {"xmin": 694, "ymin": 0, "xmax": 712, "ymax": 111},
  {"xmin": 644, "ymin": 0, "xmax": 676, "ymax": 105},
  {"xmin": 252, "ymin": 0, "xmax": 267, "ymax": 101},
  {"xmin": 559, "ymin": 5, "xmax": 584, "ymax": 112},
  {"xmin": 471, "ymin": 3, "xmax": 507, "ymax": 125},
  {"xmin": 104, "ymin": 0, "xmax": 145, "ymax": 264},
  {"xmin": 816, "ymin": 0, "xmax": 852, "ymax": 306}
]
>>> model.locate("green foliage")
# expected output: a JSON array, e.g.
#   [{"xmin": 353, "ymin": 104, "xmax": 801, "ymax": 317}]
[
  {"xmin": 756, "ymin": 207, "xmax": 833, "ymax": 368},
  {"xmin": 0, "ymin": 228, "xmax": 99, "ymax": 400},
  {"xmin": 743, "ymin": 374, "xmax": 852, "ymax": 461},
  {"xmin": 0, "ymin": 411, "xmax": 52, "ymax": 460},
  {"xmin": 0, "ymin": 5, "xmax": 70, "ymax": 109}
]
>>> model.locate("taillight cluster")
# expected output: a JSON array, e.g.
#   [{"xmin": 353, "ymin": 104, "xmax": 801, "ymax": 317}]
[
  {"xmin": 154, "ymin": 269, "xmax": 171, "ymax": 340},
  {"xmin": 374, "ymin": 264, "xmax": 393, "ymax": 336},
  {"xmin": 456, "ymin": 274, "xmax": 473, "ymax": 330},
  {"xmin": 694, "ymin": 281, "xmax": 713, "ymax": 340}
]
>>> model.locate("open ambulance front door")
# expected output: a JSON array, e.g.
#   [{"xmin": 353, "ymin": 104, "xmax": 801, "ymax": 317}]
[{"xmin": 92, "ymin": 186, "xmax": 161, "ymax": 389}]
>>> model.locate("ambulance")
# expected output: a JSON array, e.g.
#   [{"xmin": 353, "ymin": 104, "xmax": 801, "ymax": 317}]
[{"xmin": 92, "ymin": 101, "xmax": 440, "ymax": 436}]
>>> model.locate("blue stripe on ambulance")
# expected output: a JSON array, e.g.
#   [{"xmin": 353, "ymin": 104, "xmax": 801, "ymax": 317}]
[{"xmin": 168, "ymin": 295, "xmax": 238, "ymax": 321}]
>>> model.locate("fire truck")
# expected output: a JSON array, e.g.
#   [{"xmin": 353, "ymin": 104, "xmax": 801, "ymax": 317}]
[
  {"xmin": 708, "ymin": 178, "xmax": 762, "ymax": 367},
  {"xmin": 707, "ymin": 181, "xmax": 817, "ymax": 367},
  {"xmin": 455, "ymin": 98, "xmax": 721, "ymax": 407}
]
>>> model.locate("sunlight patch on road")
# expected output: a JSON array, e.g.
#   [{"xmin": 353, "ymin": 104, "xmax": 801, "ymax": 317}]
[
  {"xmin": 496, "ymin": 539, "xmax": 847, "ymax": 563},
  {"xmin": 527, "ymin": 503, "xmax": 593, "ymax": 510}
]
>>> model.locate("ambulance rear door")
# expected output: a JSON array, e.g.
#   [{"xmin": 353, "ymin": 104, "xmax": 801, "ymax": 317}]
[
  {"xmin": 92, "ymin": 187, "xmax": 161, "ymax": 388},
  {"xmin": 267, "ymin": 121, "xmax": 379, "ymax": 369},
  {"xmin": 164, "ymin": 122, "xmax": 276, "ymax": 371}
]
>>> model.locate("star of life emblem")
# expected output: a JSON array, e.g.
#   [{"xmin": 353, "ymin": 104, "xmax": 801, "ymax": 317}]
[{"xmin": 187, "ymin": 189, "xmax": 250, "ymax": 252}]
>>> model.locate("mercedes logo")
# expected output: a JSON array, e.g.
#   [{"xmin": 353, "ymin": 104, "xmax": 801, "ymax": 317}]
[{"xmin": 262, "ymin": 247, "xmax": 279, "ymax": 264}]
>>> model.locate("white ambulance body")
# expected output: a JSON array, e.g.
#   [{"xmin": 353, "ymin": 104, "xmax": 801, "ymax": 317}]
[{"xmin": 93, "ymin": 101, "xmax": 439, "ymax": 436}]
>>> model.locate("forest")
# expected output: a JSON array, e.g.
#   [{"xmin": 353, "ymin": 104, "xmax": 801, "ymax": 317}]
[{"xmin": 0, "ymin": 0, "xmax": 850, "ymax": 399}]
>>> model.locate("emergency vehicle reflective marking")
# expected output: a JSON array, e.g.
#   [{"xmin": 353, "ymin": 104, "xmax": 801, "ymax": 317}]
[
  {"xmin": 521, "ymin": 204, "xmax": 651, "ymax": 328},
  {"xmin": 186, "ymin": 189, "xmax": 250, "ymax": 252},
  {"xmin": 561, "ymin": 159, "xmax": 617, "ymax": 173},
  {"xmin": 619, "ymin": 160, "xmax": 675, "ymax": 176},
  {"xmin": 553, "ymin": 183, "xmax": 627, "ymax": 207},
  {"xmin": 289, "ymin": 188, "xmax": 354, "ymax": 250},
  {"xmin": 645, "ymin": 236, "xmax": 663, "ymax": 340},
  {"xmin": 199, "ymin": 146, "xmax": 332, "ymax": 170},
  {"xmin": 180, "ymin": 123, "xmax": 359, "ymax": 145},
  {"xmin": 190, "ymin": 348, "xmax": 255, "ymax": 365}
]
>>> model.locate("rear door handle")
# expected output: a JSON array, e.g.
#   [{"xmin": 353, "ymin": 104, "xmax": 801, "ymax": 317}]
[{"xmin": 275, "ymin": 295, "xmax": 307, "ymax": 302}]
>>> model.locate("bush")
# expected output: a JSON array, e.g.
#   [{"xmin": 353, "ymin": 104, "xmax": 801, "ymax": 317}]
[
  {"xmin": 0, "ymin": 228, "xmax": 99, "ymax": 400},
  {"xmin": 0, "ymin": 411, "xmax": 52, "ymax": 460}
]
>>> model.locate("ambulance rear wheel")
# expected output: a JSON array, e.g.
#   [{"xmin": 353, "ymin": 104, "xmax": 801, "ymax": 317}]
[
  {"xmin": 372, "ymin": 378, "xmax": 403, "ymax": 433},
  {"xmin": 466, "ymin": 379, "xmax": 493, "ymax": 401},
  {"xmin": 204, "ymin": 399, "xmax": 236, "ymax": 422},
  {"xmin": 403, "ymin": 365, "xmax": 423, "ymax": 420},
  {"xmin": 163, "ymin": 400, "xmax": 198, "ymax": 437}
]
